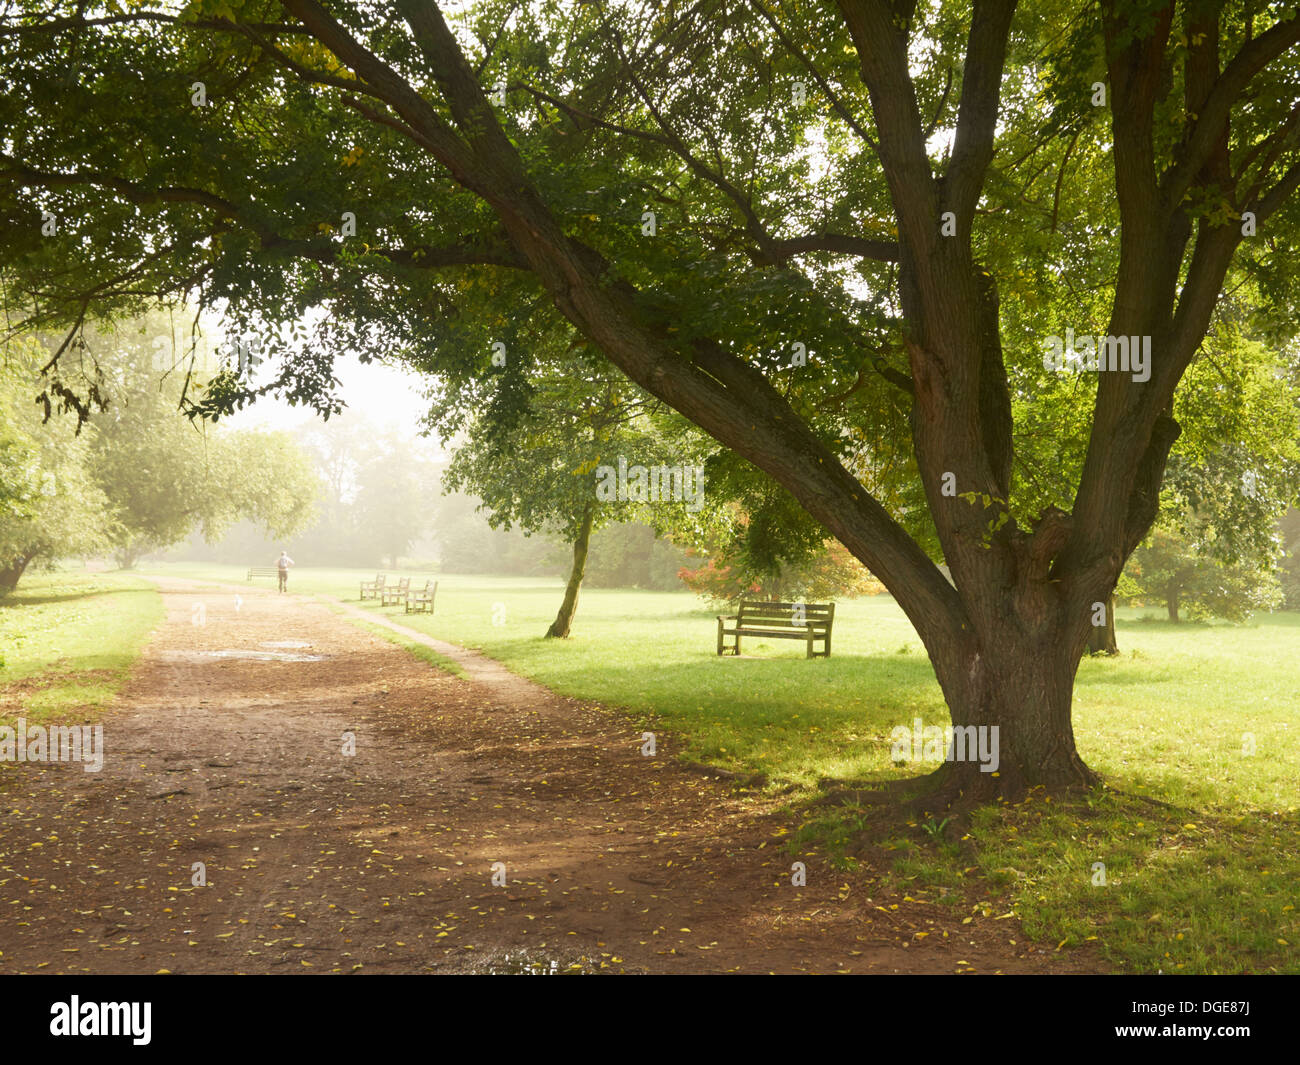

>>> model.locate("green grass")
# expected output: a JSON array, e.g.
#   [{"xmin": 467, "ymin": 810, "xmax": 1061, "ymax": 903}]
[
  {"xmin": 0, "ymin": 569, "xmax": 163, "ymax": 725},
  {"xmin": 143, "ymin": 561, "xmax": 1300, "ymax": 974}
]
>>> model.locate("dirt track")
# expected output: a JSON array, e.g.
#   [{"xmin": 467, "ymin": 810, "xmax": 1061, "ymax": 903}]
[{"xmin": 0, "ymin": 579, "xmax": 1100, "ymax": 973}]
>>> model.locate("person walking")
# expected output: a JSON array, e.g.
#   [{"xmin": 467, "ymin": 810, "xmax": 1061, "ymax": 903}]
[{"xmin": 276, "ymin": 550, "xmax": 295, "ymax": 593}]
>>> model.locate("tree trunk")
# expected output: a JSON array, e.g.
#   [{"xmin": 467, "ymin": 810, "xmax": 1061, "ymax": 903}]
[
  {"xmin": 0, "ymin": 555, "xmax": 32, "ymax": 596},
  {"xmin": 1168, "ymin": 592, "xmax": 1180, "ymax": 623},
  {"xmin": 926, "ymin": 616, "xmax": 1099, "ymax": 805},
  {"xmin": 545, "ymin": 507, "xmax": 594, "ymax": 639},
  {"xmin": 1086, "ymin": 594, "xmax": 1119, "ymax": 655}
]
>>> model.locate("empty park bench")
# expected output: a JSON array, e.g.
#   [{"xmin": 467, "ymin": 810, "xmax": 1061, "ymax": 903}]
[
  {"xmin": 716, "ymin": 600, "xmax": 835, "ymax": 659},
  {"xmin": 381, "ymin": 576, "xmax": 411, "ymax": 607},
  {"xmin": 406, "ymin": 579, "xmax": 438, "ymax": 614},
  {"xmin": 247, "ymin": 566, "xmax": 279, "ymax": 581},
  {"xmin": 359, "ymin": 573, "xmax": 386, "ymax": 600}
]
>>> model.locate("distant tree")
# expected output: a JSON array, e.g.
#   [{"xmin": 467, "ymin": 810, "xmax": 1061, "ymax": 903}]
[
  {"xmin": 437, "ymin": 355, "xmax": 674, "ymax": 637},
  {"xmin": 585, "ymin": 522, "xmax": 692, "ymax": 591},
  {"xmin": 350, "ymin": 431, "xmax": 440, "ymax": 568},
  {"xmin": 0, "ymin": 347, "xmax": 110, "ymax": 593},
  {"xmin": 681, "ymin": 531, "xmax": 882, "ymax": 604},
  {"xmin": 430, "ymin": 481, "xmax": 561, "ymax": 576},
  {"xmin": 431, "ymin": 340, "xmax": 696, "ymax": 637},
  {"xmin": 1121, "ymin": 524, "xmax": 1283, "ymax": 622},
  {"xmin": 1093, "ymin": 322, "xmax": 1300, "ymax": 650},
  {"xmin": 82, "ymin": 320, "xmax": 321, "ymax": 567},
  {"xmin": 1280, "ymin": 508, "xmax": 1300, "ymax": 610}
]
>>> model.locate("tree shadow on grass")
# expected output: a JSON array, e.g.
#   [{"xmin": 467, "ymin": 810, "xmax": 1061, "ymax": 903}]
[
  {"xmin": 786, "ymin": 774, "xmax": 1300, "ymax": 973},
  {"xmin": 0, "ymin": 584, "xmax": 149, "ymax": 611}
]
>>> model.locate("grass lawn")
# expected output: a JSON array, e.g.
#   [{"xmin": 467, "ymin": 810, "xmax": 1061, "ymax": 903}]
[
  {"xmin": 144, "ymin": 561, "xmax": 1300, "ymax": 974},
  {"xmin": 0, "ymin": 569, "xmax": 163, "ymax": 728}
]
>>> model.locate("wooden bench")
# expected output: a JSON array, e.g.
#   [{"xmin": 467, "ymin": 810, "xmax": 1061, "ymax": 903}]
[
  {"xmin": 381, "ymin": 576, "xmax": 410, "ymax": 607},
  {"xmin": 247, "ymin": 566, "xmax": 279, "ymax": 581},
  {"xmin": 405, "ymin": 579, "xmax": 438, "ymax": 614},
  {"xmin": 717, "ymin": 600, "xmax": 834, "ymax": 658},
  {"xmin": 360, "ymin": 573, "xmax": 386, "ymax": 600}
]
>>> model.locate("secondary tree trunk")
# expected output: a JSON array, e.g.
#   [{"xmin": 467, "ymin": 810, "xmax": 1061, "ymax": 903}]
[
  {"xmin": 545, "ymin": 507, "xmax": 594, "ymax": 639},
  {"xmin": 1086, "ymin": 594, "xmax": 1119, "ymax": 655},
  {"xmin": 0, "ymin": 555, "xmax": 32, "ymax": 596}
]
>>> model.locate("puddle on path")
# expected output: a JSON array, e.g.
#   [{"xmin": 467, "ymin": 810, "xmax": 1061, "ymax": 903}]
[{"xmin": 161, "ymin": 649, "xmax": 326, "ymax": 663}]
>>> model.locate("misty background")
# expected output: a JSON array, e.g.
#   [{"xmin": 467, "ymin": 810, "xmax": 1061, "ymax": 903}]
[{"xmin": 166, "ymin": 356, "xmax": 693, "ymax": 590}]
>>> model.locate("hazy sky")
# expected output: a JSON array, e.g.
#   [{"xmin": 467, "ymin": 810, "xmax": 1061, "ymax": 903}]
[{"xmin": 227, "ymin": 353, "xmax": 437, "ymax": 444}]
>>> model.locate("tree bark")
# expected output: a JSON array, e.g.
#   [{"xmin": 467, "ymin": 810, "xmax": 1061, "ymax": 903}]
[
  {"xmin": 1087, "ymin": 594, "xmax": 1119, "ymax": 655},
  {"xmin": 0, "ymin": 555, "xmax": 32, "ymax": 596},
  {"xmin": 915, "ymin": 572, "xmax": 1102, "ymax": 804},
  {"xmin": 545, "ymin": 507, "xmax": 594, "ymax": 639},
  {"xmin": 1168, "ymin": 591, "xmax": 1180, "ymax": 623}
]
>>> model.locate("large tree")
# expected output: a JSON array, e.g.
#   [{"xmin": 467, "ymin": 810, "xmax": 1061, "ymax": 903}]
[
  {"xmin": 0, "ymin": 344, "xmax": 111, "ymax": 593},
  {"xmin": 3, "ymin": 0, "xmax": 1300, "ymax": 801}
]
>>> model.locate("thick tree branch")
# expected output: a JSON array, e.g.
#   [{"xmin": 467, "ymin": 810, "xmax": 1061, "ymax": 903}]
[
  {"xmin": 837, "ymin": 0, "xmax": 936, "ymax": 257},
  {"xmin": 279, "ymin": 0, "xmax": 482, "ymax": 192},
  {"xmin": 945, "ymin": 0, "xmax": 1017, "ymax": 224}
]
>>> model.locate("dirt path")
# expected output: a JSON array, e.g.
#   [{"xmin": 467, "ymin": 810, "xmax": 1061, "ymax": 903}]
[{"xmin": 0, "ymin": 579, "xmax": 1099, "ymax": 974}]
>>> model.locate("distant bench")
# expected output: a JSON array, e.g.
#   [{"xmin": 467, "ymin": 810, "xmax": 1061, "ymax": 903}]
[
  {"xmin": 381, "ymin": 576, "xmax": 410, "ymax": 607},
  {"xmin": 406, "ymin": 579, "xmax": 437, "ymax": 614},
  {"xmin": 358, "ymin": 574, "xmax": 437, "ymax": 613},
  {"xmin": 247, "ymin": 567, "xmax": 279, "ymax": 581},
  {"xmin": 717, "ymin": 600, "xmax": 834, "ymax": 659}
]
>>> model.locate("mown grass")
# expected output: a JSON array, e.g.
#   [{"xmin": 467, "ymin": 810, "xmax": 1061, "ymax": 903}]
[
  {"xmin": 143, "ymin": 561, "xmax": 1300, "ymax": 973},
  {"xmin": 0, "ymin": 569, "xmax": 163, "ymax": 726}
]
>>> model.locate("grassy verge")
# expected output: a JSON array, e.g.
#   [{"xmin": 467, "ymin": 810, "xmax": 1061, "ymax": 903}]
[
  {"xmin": 315, "ymin": 597, "xmax": 466, "ymax": 678},
  {"xmin": 143, "ymin": 562, "xmax": 1300, "ymax": 973},
  {"xmin": 0, "ymin": 569, "xmax": 163, "ymax": 728}
]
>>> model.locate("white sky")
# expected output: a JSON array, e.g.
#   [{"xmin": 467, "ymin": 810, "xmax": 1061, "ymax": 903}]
[{"xmin": 226, "ymin": 352, "xmax": 436, "ymax": 444}]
